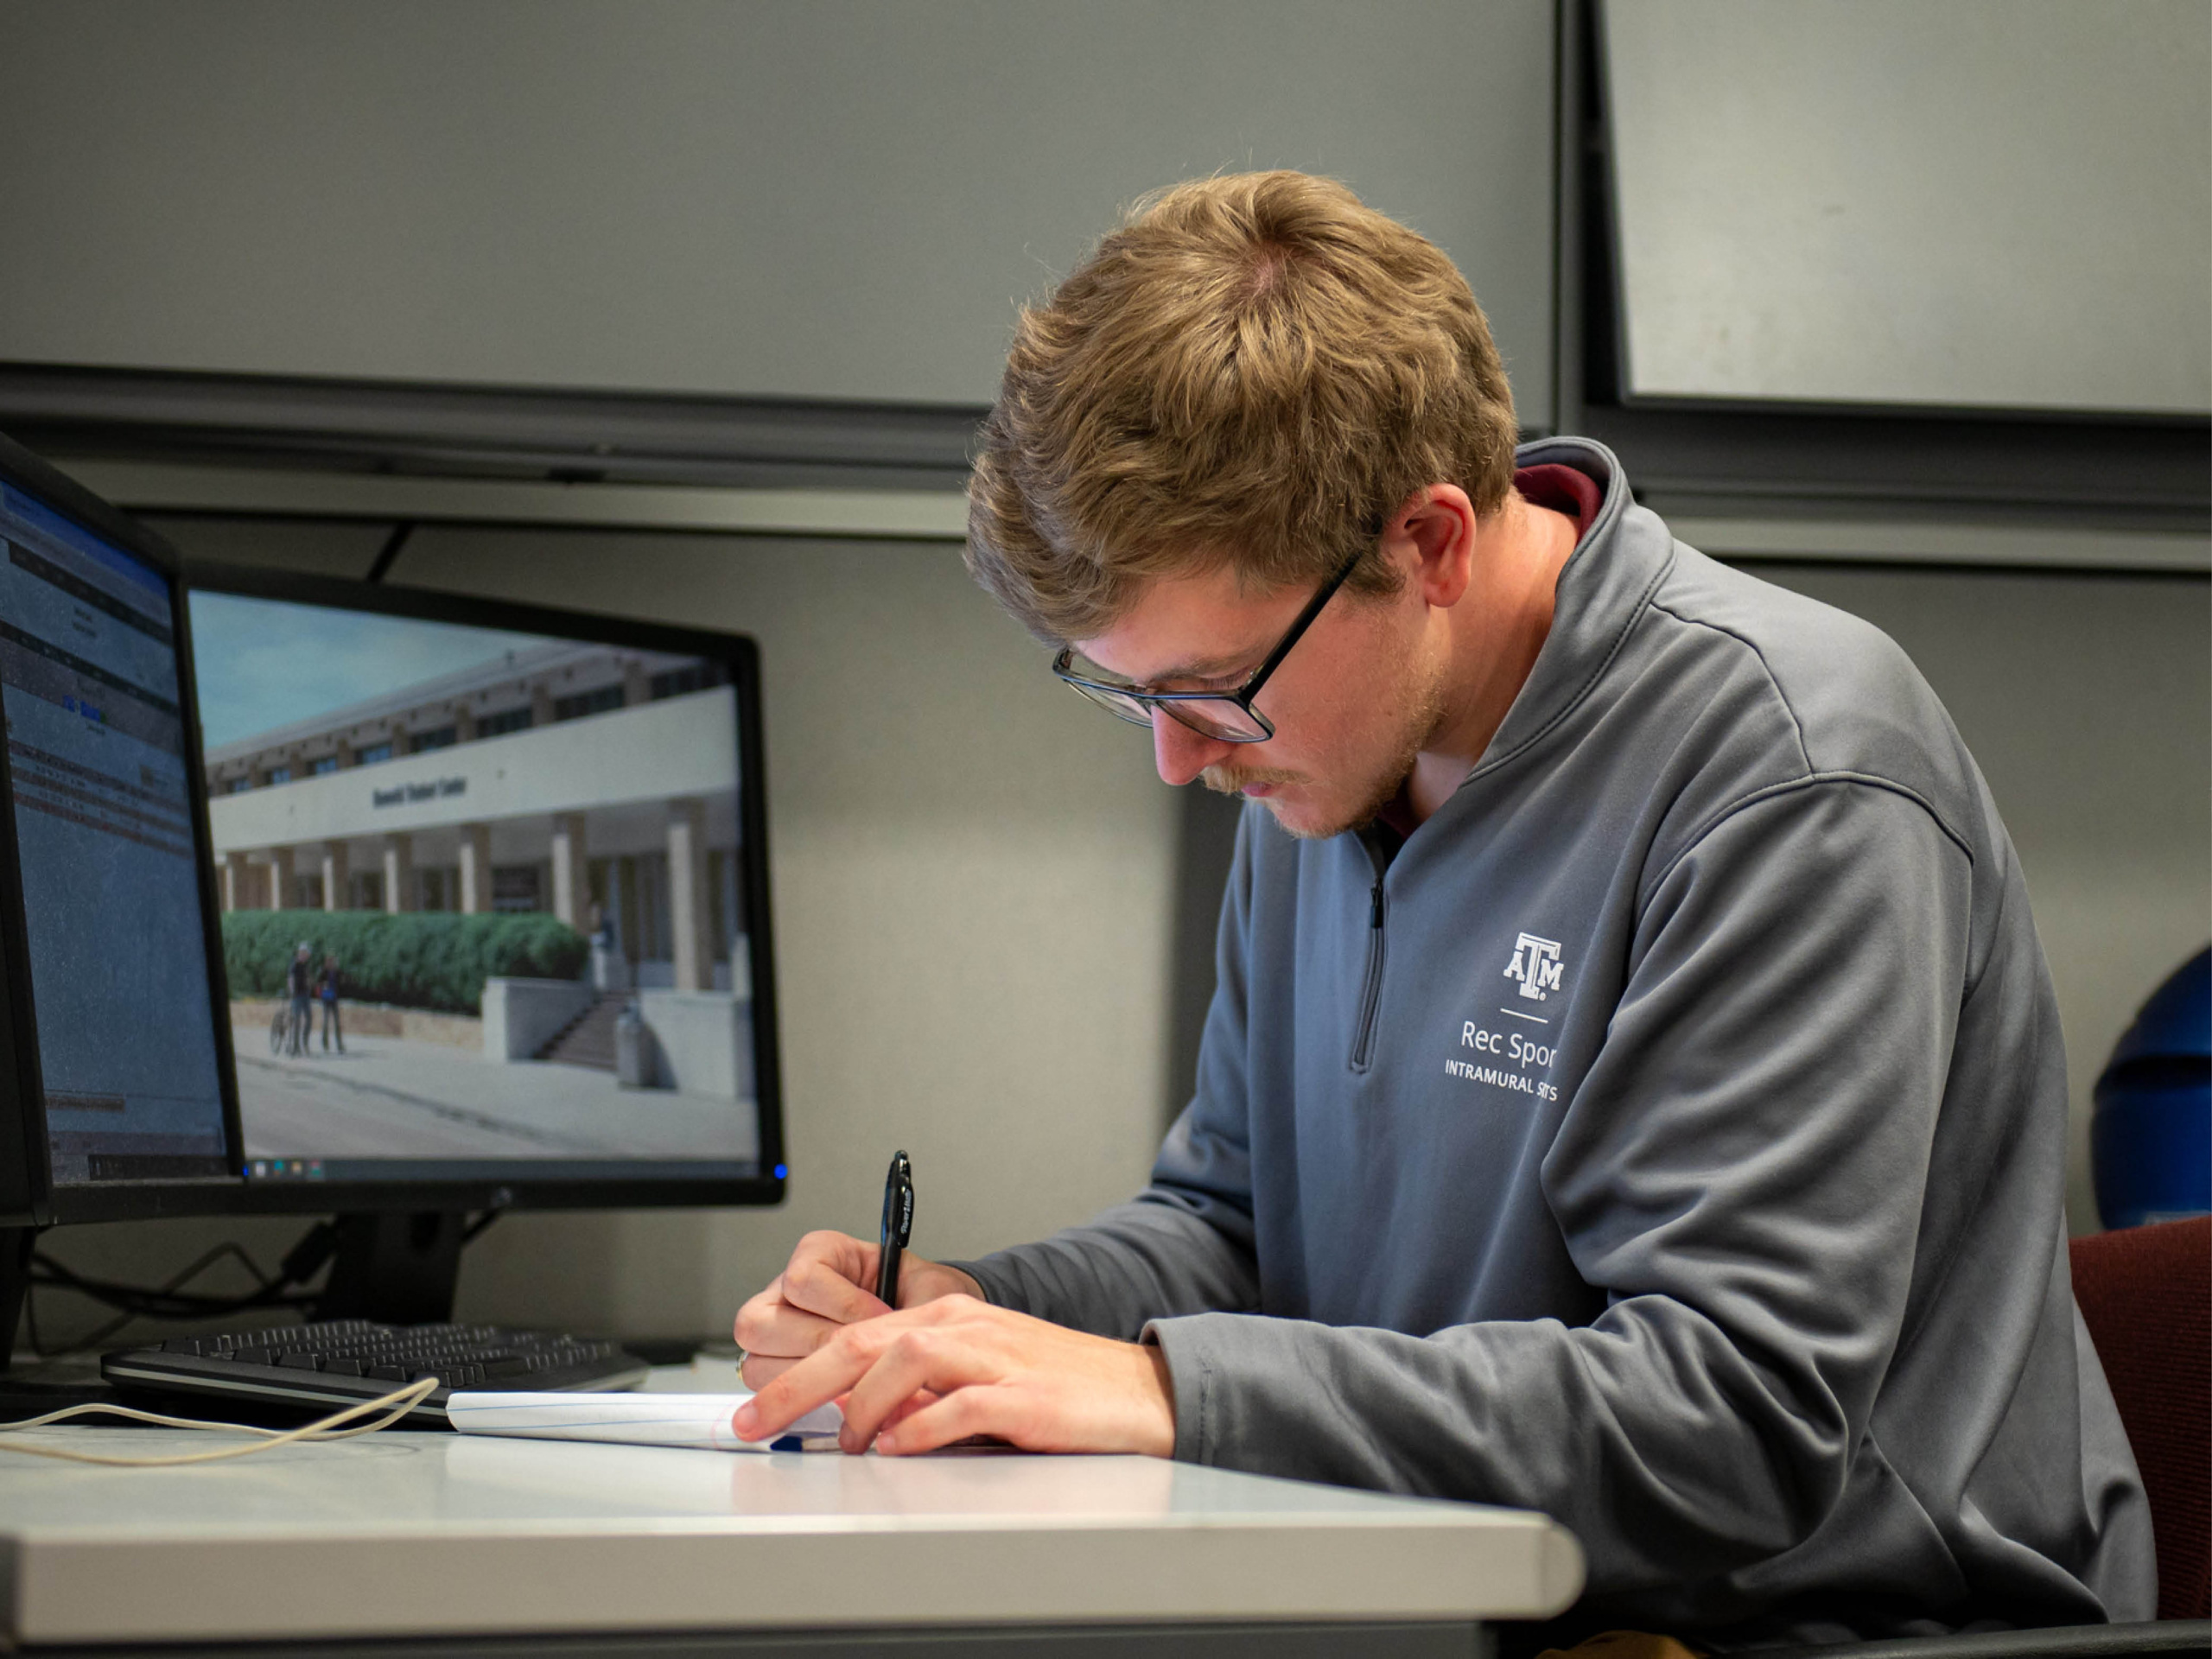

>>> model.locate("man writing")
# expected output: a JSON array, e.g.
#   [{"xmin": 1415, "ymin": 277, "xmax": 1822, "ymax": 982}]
[{"xmin": 734, "ymin": 173, "xmax": 2150, "ymax": 1644}]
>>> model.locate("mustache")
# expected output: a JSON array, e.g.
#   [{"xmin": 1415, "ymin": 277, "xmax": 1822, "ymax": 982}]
[{"xmin": 1201, "ymin": 764, "xmax": 1304, "ymax": 795}]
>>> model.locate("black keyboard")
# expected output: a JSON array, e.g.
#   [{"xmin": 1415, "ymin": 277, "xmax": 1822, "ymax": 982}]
[{"xmin": 101, "ymin": 1319, "xmax": 650, "ymax": 1424}]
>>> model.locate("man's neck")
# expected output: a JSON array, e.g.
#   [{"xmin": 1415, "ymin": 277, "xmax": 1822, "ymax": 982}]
[{"xmin": 1402, "ymin": 491, "xmax": 1581, "ymax": 825}]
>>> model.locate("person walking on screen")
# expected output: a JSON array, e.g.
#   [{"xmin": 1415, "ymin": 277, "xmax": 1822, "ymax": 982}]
[
  {"xmin": 729, "ymin": 174, "xmax": 2152, "ymax": 1649},
  {"xmin": 283, "ymin": 942, "xmax": 315, "ymax": 1058},
  {"xmin": 317, "ymin": 952, "xmax": 343, "ymax": 1053}
]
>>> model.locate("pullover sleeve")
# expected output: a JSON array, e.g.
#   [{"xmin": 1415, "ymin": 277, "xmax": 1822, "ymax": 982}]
[
  {"xmin": 954, "ymin": 810, "xmax": 1265, "ymax": 1338},
  {"xmin": 1147, "ymin": 779, "xmax": 1976, "ymax": 1587}
]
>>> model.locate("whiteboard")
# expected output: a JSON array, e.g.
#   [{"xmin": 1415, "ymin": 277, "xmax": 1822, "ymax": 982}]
[{"xmin": 1602, "ymin": 0, "xmax": 2212, "ymax": 416}]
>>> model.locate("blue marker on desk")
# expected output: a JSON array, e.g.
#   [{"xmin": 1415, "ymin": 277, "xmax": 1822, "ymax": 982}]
[{"xmin": 875, "ymin": 1150, "xmax": 913, "ymax": 1309}]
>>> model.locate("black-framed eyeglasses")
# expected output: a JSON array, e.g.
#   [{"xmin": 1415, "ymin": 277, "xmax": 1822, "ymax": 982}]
[{"xmin": 1051, "ymin": 545, "xmax": 1366, "ymax": 743}]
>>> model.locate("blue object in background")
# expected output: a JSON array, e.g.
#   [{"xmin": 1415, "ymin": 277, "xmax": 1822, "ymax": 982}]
[{"xmin": 2092, "ymin": 947, "xmax": 2211, "ymax": 1230}]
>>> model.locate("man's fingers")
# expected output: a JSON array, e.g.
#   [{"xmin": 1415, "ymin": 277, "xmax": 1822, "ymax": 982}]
[
  {"xmin": 739, "ymin": 1306, "xmax": 971, "ymax": 1442},
  {"xmin": 780, "ymin": 1233, "xmax": 888, "ymax": 1325},
  {"xmin": 739, "ymin": 1352, "xmax": 797, "ymax": 1389},
  {"xmin": 731, "ymin": 1237, "xmax": 969, "ymax": 1379},
  {"xmin": 874, "ymin": 1384, "xmax": 1010, "ymax": 1456},
  {"xmin": 877, "ymin": 1389, "xmax": 941, "ymax": 1433},
  {"xmin": 732, "ymin": 1275, "xmax": 788, "ymax": 1349},
  {"xmin": 834, "ymin": 1328, "xmax": 987, "ymax": 1452},
  {"xmin": 734, "ymin": 1319, "xmax": 893, "ymax": 1440},
  {"xmin": 734, "ymin": 1291, "xmax": 853, "ymax": 1363}
]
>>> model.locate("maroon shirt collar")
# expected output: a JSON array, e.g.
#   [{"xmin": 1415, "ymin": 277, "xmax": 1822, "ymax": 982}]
[{"xmin": 1513, "ymin": 462, "xmax": 1603, "ymax": 542}]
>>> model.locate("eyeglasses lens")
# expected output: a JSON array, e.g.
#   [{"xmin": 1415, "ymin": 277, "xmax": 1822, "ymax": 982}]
[
  {"xmin": 1160, "ymin": 699, "xmax": 1271, "ymax": 742},
  {"xmin": 1065, "ymin": 680, "xmax": 1271, "ymax": 741},
  {"xmin": 1068, "ymin": 680, "xmax": 1155, "ymax": 728}
]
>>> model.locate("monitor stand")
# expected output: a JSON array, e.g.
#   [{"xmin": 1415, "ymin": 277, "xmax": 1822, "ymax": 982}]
[
  {"xmin": 313, "ymin": 1211, "xmax": 467, "ymax": 1325},
  {"xmin": 0, "ymin": 1230, "xmax": 31, "ymax": 1375}
]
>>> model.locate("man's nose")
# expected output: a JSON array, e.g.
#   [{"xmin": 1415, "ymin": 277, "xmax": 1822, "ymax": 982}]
[{"xmin": 1151, "ymin": 710, "xmax": 1234, "ymax": 786}]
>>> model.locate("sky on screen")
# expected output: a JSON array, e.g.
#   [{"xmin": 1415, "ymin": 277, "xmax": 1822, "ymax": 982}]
[{"xmin": 189, "ymin": 593, "xmax": 556, "ymax": 748}]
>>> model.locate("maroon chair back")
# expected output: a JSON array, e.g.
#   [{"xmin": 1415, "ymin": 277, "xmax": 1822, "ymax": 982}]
[{"xmin": 2069, "ymin": 1215, "xmax": 2211, "ymax": 1619}]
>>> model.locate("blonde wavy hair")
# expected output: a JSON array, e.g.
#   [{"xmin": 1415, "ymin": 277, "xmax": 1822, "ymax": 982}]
[{"xmin": 965, "ymin": 171, "xmax": 1518, "ymax": 646}]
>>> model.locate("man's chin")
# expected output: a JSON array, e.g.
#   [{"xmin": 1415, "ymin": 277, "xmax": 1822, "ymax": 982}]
[
  {"xmin": 1204, "ymin": 767, "xmax": 1390, "ymax": 841},
  {"xmin": 1250, "ymin": 788, "xmax": 1366, "ymax": 842}
]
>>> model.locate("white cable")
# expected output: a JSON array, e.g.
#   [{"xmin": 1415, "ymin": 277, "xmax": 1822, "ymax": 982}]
[{"xmin": 0, "ymin": 1376, "xmax": 441, "ymax": 1466}]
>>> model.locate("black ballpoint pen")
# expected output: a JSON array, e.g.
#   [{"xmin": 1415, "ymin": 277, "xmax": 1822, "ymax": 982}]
[{"xmin": 874, "ymin": 1150, "xmax": 913, "ymax": 1308}]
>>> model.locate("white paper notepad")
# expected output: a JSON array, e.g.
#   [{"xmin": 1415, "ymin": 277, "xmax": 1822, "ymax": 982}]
[{"xmin": 446, "ymin": 1392, "xmax": 843, "ymax": 1452}]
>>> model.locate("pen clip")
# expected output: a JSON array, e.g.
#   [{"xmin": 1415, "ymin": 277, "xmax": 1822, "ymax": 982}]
[{"xmin": 881, "ymin": 1149, "xmax": 913, "ymax": 1248}]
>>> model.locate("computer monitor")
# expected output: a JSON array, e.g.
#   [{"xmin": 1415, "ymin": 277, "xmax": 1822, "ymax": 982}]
[
  {"xmin": 0, "ymin": 435, "xmax": 241, "ymax": 1227},
  {"xmin": 174, "ymin": 564, "xmax": 787, "ymax": 1323},
  {"xmin": 183, "ymin": 563, "xmax": 785, "ymax": 1227},
  {"xmin": 0, "ymin": 433, "xmax": 245, "ymax": 1361},
  {"xmin": 0, "ymin": 430, "xmax": 785, "ymax": 1359}
]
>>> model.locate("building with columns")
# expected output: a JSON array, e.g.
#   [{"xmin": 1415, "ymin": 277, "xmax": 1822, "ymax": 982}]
[{"xmin": 205, "ymin": 641, "xmax": 744, "ymax": 993}]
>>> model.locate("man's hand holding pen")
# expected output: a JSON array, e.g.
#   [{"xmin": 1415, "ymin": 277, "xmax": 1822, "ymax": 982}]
[
  {"xmin": 731, "ymin": 1226, "xmax": 1176, "ymax": 1457},
  {"xmin": 732, "ymin": 1226, "xmax": 979, "ymax": 1387}
]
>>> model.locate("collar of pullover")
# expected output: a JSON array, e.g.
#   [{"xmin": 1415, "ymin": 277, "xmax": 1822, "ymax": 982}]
[
  {"xmin": 1465, "ymin": 435, "xmax": 1670, "ymax": 782},
  {"xmin": 1360, "ymin": 437, "xmax": 1666, "ymax": 865}
]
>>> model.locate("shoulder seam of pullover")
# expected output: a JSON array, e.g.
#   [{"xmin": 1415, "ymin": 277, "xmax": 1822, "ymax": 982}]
[
  {"xmin": 1645, "ymin": 770, "xmax": 1977, "ymax": 906},
  {"xmin": 1644, "ymin": 592, "xmax": 1815, "ymax": 776}
]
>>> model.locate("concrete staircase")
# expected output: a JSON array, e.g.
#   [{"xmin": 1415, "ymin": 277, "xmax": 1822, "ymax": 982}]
[{"xmin": 536, "ymin": 992, "xmax": 628, "ymax": 1071}]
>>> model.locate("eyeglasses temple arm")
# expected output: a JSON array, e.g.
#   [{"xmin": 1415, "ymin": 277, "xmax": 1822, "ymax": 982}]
[{"xmin": 1237, "ymin": 547, "xmax": 1367, "ymax": 695}]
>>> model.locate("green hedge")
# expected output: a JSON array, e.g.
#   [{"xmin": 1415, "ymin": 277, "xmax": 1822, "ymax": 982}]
[{"xmin": 221, "ymin": 910, "xmax": 588, "ymax": 1015}]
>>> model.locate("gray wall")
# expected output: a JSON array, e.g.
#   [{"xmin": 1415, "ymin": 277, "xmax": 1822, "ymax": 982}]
[{"xmin": 0, "ymin": 0, "xmax": 1559, "ymax": 422}]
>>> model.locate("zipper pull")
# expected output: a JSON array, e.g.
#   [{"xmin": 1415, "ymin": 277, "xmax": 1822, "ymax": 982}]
[{"xmin": 1370, "ymin": 881, "xmax": 1385, "ymax": 928}]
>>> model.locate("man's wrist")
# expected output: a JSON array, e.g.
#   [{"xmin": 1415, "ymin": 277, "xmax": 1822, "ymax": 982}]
[
  {"xmin": 941, "ymin": 1264, "xmax": 983, "ymax": 1300},
  {"xmin": 932, "ymin": 1259, "xmax": 998, "ymax": 1306},
  {"xmin": 906, "ymin": 1259, "xmax": 983, "ymax": 1306},
  {"xmin": 1137, "ymin": 1340, "xmax": 1176, "ymax": 1458}
]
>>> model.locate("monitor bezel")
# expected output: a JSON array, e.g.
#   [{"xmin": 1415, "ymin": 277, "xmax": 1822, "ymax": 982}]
[
  {"xmin": 0, "ymin": 431, "xmax": 247, "ymax": 1227},
  {"xmin": 178, "ymin": 560, "xmax": 789, "ymax": 1219}
]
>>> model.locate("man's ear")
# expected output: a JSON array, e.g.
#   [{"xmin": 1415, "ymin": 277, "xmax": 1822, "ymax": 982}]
[{"xmin": 1383, "ymin": 485, "xmax": 1477, "ymax": 608}]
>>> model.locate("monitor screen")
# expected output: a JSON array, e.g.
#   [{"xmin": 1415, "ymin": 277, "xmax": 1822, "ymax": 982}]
[
  {"xmin": 0, "ymin": 482, "xmax": 232, "ymax": 1189},
  {"xmin": 186, "ymin": 580, "xmax": 777, "ymax": 1194}
]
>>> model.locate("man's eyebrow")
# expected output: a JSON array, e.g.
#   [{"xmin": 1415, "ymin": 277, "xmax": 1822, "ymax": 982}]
[{"xmin": 1141, "ymin": 647, "xmax": 1263, "ymax": 683}]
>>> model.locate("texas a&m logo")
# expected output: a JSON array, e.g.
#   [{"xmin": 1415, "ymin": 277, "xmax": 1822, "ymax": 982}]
[{"xmin": 1503, "ymin": 933, "xmax": 1564, "ymax": 1001}]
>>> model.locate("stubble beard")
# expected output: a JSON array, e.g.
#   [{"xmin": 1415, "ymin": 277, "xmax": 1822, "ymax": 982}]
[{"xmin": 1200, "ymin": 651, "xmax": 1447, "ymax": 841}]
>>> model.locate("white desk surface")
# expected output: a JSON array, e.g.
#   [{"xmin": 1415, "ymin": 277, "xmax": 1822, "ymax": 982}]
[{"xmin": 0, "ymin": 1362, "xmax": 1584, "ymax": 1647}]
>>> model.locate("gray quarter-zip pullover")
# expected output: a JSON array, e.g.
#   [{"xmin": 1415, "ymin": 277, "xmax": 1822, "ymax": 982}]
[{"xmin": 958, "ymin": 438, "xmax": 2152, "ymax": 1646}]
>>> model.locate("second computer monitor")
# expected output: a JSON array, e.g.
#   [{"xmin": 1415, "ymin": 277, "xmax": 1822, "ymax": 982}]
[{"xmin": 185, "ymin": 567, "xmax": 783, "ymax": 1209}]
